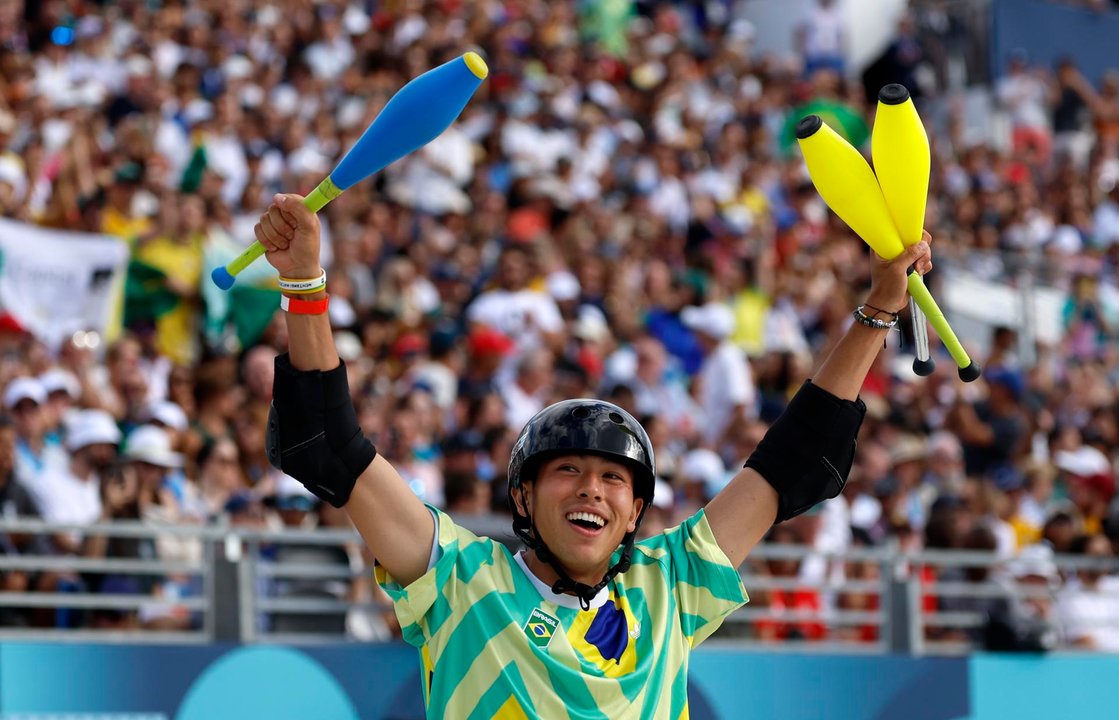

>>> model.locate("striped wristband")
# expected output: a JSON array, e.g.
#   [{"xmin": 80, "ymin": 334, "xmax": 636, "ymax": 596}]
[{"xmin": 278, "ymin": 270, "xmax": 326, "ymax": 294}]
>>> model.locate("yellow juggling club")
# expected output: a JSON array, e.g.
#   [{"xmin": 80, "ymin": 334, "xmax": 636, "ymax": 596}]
[
  {"xmin": 795, "ymin": 115, "xmax": 906, "ymax": 260},
  {"xmin": 796, "ymin": 114, "xmax": 981, "ymax": 382},
  {"xmin": 872, "ymin": 84, "xmax": 980, "ymax": 382},
  {"xmin": 873, "ymin": 83, "xmax": 935, "ymax": 377},
  {"xmin": 872, "ymin": 85, "xmax": 930, "ymax": 248}
]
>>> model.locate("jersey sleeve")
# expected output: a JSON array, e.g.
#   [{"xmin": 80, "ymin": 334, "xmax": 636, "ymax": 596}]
[
  {"xmin": 374, "ymin": 504, "xmax": 494, "ymax": 648},
  {"xmin": 658, "ymin": 509, "xmax": 749, "ymax": 647}
]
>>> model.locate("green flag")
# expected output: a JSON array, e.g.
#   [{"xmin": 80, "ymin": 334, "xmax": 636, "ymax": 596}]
[
  {"xmin": 123, "ymin": 259, "xmax": 179, "ymax": 328},
  {"xmin": 782, "ymin": 98, "xmax": 870, "ymax": 157},
  {"xmin": 201, "ymin": 231, "xmax": 281, "ymax": 353}
]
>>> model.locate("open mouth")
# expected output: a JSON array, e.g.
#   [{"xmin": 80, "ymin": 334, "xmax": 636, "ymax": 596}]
[{"xmin": 566, "ymin": 511, "xmax": 607, "ymax": 534}]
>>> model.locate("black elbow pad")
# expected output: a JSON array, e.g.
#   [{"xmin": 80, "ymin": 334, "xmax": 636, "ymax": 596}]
[
  {"xmin": 267, "ymin": 354, "xmax": 377, "ymax": 508},
  {"xmin": 744, "ymin": 380, "xmax": 865, "ymax": 523}
]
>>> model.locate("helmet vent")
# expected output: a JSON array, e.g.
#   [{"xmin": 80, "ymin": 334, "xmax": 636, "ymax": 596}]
[
  {"xmin": 571, "ymin": 406, "xmax": 590, "ymax": 419},
  {"xmin": 608, "ymin": 412, "xmax": 625, "ymax": 425}
]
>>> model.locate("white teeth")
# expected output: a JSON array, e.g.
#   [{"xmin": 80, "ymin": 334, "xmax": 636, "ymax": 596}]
[{"xmin": 565, "ymin": 511, "xmax": 606, "ymax": 527}]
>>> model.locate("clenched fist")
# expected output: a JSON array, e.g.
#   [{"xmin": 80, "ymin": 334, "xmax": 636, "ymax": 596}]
[{"xmin": 255, "ymin": 193, "xmax": 323, "ymax": 279}]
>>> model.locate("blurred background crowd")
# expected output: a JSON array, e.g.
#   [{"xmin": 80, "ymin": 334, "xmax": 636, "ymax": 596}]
[{"xmin": 0, "ymin": 0, "xmax": 1118, "ymax": 651}]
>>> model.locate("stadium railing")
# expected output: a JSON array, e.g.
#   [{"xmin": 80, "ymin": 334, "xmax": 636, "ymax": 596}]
[{"xmin": 1, "ymin": 516, "xmax": 1116, "ymax": 654}]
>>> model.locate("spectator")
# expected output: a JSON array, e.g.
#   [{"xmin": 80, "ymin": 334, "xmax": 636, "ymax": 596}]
[
  {"xmin": 466, "ymin": 245, "xmax": 564, "ymax": 355},
  {"xmin": 29, "ymin": 409, "xmax": 121, "ymax": 554},
  {"xmin": 944, "ymin": 369, "xmax": 1029, "ymax": 479},
  {"xmin": 1062, "ymin": 273, "xmax": 1114, "ymax": 355},
  {"xmin": 923, "ymin": 431, "xmax": 967, "ymax": 498},
  {"xmin": 861, "ymin": 14, "xmax": 927, "ymax": 105},
  {"xmin": 623, "ymin": 334, "xmax": 701, "ymax": 439},
  {"xmin": 1057, "ymin": 533, "xmax": 1119, "ymax": 650},
  {"xmin": 997, "ymin": 51, "xmax": 1053, "ymax": 165},
  {"xmin": 1066, "ymin": 471, "xmax": 1116, "ymax": 537},
  {"xmin": 681, "ymin": 302, "xmax": 757, "ymax": 452},
  {"xmin": 984, "ymin": 545, "xmax": 1061, "ymax": 652},
  {"xmin": 499, "ymin": 348, "xmax": 555, "ymax": 432},
  {"xmin": 125, "ymin": 425, "xmax": 201, "ymax": 562},
  {"xmin": 459, "ymin": 326, "xmax": 515, "ymax": 401},
  {"xmin": 1012, "ymin": 461, "xmax": 1058, "ymax": 546},
  {"xmin": 884, "ymin": 434, "xmax": 934, "ymax": 532},
  {"xmin": 410, "ymin": 324, "xmax": 464, "ymax": 414},
  {"xmin": 38, "ymin": 368, "xmax": 82, "ymax": 437},
  {"xmin": 638, "ymin": 478, "xmax": 677, "ymax": 540},
  {"xmin": 676, "ymin": 448, "xmax": 726, "ymax": 524},
  {"xmin": 938, "ymin": 524, "xmax": 999, "ymax": 646},
  {"xmin": 1050, "ymin": 57, "xmax": 1095, "ymax": 170},
  {"xmin": 1042, "ymin": 511, "xmax": 1080, "ymax": 554},
  {"xmin": 1054, "ymin": 444, "xmax": 1115, "ymax": 535},
  {"xmin": 1088, "ymin": 71, "xmax": 1119, "ymax": 158},
  {"xmin": 0, "ymin": 414, "xmax": 45, "ymax": 627},
  {"xmin": 754, "ymin": 523, "xmax": 826, "ymax": 642},
  {"xmin": 91, "ymin": 336, "xmax": 147, "ymax": 423},
  {"xmin": 833, "ymin": 527, "xmax": 881, "ymax": 644},
  {"xmin": 4, "ymin": 377, "xmax": 65, "ymax": 491},
  {"xmin": 443, "ymin": 471, "xmax": 490, "ymax": 517},
  {"xmin": 796, "ymin": 0, "xmax": 847, "ymax": 78},
  {"xmin": 195, "ymin": 437, "xmax": 246, "ymax": 519},
  {"xmin": 143, "ymin": 399, "xmax": 189, "ymax": 449},
  {"xmin": 267, "ymin": 475, "xmax": 351, "ymax": 635}
]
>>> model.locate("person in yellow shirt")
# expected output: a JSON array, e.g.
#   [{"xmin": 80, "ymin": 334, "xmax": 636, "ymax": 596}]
[
  {"xmin": 100, "ymin": 162, "xmax": 152, "ymax": 246},
  {"xmin": 134, "ymin": 192, "xmax": 205, "ymax": 365}
]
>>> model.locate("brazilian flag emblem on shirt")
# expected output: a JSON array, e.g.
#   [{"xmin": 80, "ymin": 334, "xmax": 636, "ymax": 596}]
[{"xmin": 524, "ymin": 608, "xmax": 559, "ymax": 648}]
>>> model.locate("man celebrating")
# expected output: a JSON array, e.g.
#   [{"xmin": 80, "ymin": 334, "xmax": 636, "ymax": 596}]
[{"xmin": 255, "ymin": 193, "xmax": 932, "ymax": 718}]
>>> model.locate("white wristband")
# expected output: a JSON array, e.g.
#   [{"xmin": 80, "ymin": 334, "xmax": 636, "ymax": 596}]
[{"xmin": 277, "ymin": 270, "xmax": 326, "ymax": 294}]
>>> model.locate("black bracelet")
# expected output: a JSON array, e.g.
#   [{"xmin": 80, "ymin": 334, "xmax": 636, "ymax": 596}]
[{"xmin": 862, "ymin": 303, "xmax": 900, "ymax": 320}]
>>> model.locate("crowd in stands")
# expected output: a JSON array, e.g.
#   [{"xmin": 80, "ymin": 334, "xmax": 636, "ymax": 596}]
[{"xmin": 0, "ymin": 0, "xmax": 1117, "ymax": 650}]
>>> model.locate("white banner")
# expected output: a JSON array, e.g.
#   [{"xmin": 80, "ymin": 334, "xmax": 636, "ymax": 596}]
[{"xmin": 0, "ymin": 218, "xmax": 129, "ymax": 349}]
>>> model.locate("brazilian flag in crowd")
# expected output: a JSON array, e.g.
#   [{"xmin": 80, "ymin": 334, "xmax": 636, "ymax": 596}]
[
  {"xmin": 124, "ymin": 253, "xmax": 279, "ymax": 364},
  {"xmin": 124, "ymin": 142, "xmax": 279, "ymax": 362}
]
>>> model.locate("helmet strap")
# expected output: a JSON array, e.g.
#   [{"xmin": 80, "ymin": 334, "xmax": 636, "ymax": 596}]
[{"xmin": 513, "ymin": 504, "xmax": 636, "ymax": 611}]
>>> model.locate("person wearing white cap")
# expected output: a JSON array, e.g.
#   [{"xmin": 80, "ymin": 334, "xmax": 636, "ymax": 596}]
[
  {"xmin": 984, "ymin": 544, "xmax": 1062, "ymax": 652},
  {"xmin": 28, "ymin": 409, "xmax": 122, "ymax": 555},
  {"xmin": 124, "ymin": 425, "xmax": 184, "ymax": 475},
  {"xmin": 3, "ymin": 377, "xmax": 67, "ymax": 491},
  {"xmin": 38, "ymin": 367, "xmax": 82, "ymax": 443},
  {"xmin": 123, "ymin": 425, "xmax": 203, "ymax": 569},
  {"xmin": 681, "ymin": 302, "xmax": 757, "ymax": 451},
  {"xmin": 145, "ymin": 399, "xmax": 189, "ymax": 435}
]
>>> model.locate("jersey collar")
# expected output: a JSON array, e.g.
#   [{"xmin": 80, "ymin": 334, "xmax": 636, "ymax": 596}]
[{"xmin": 514, "ymin": 551, "xmax": 611, "ymax": 610}]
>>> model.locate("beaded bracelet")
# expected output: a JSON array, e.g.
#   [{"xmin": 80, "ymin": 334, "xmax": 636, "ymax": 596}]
[{"xmin": 853, "ymin": 304, "xmax": 899, "ymax": 330}]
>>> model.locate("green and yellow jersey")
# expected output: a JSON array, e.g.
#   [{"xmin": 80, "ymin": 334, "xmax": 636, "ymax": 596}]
[{"xmin": 376, "ymin": 507, "xmax": 747, "ymax": 719}]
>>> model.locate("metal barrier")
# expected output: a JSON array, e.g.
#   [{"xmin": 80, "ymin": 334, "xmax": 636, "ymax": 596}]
[{"xmin": 2, "ymin": 515, "xmax": 1117, "ymax": 654}]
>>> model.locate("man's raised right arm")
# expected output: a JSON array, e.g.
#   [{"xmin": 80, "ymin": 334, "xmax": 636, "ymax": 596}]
[{"xmin": 256, "ymin": 193, "xmax": 434, "ymax": 587}]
